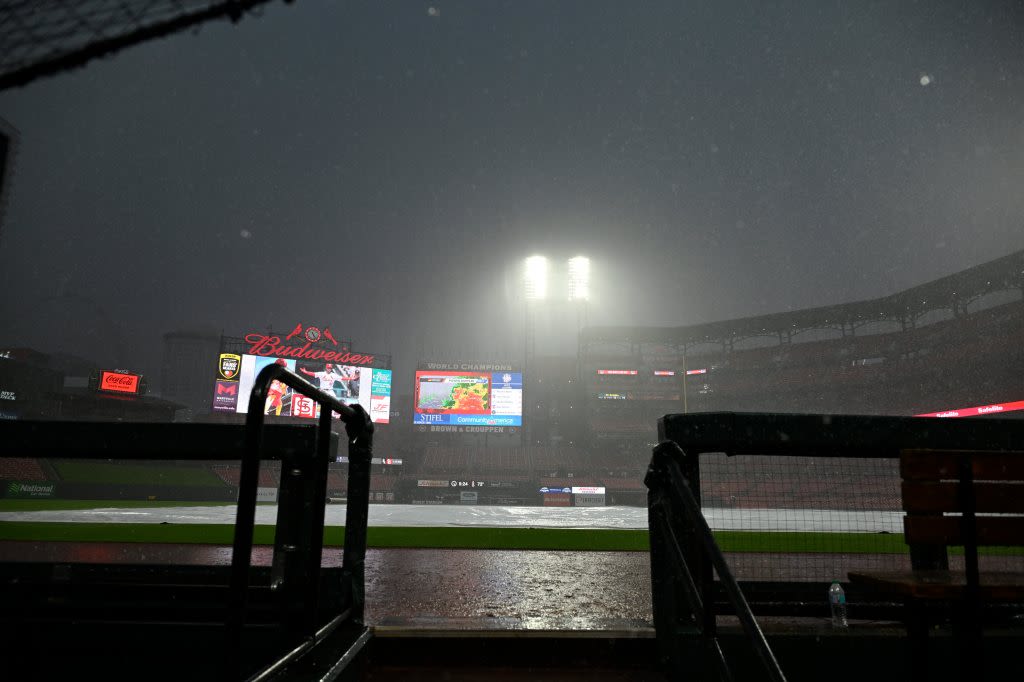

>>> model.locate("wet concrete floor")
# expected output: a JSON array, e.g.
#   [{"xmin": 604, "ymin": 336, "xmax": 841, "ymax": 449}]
[{"xmin": 0, "ymin": 541, "xmax": 919, "ymax": 633}]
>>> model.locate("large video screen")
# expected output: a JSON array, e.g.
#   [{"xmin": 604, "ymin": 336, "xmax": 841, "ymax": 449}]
[
  {"xmin": 214, "ymin": 354, "xmax": 391, "ymax": 424},
  {"xmin": 413, "ymin": 370, "xmax": 522, "ymax": 426}
]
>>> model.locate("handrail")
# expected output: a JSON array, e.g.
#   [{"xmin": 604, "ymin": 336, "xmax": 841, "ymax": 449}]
[
  {"xmin": 647, "ymin": 440, "xmax": 787, "ymax": 682},
  {"xmin": 230, "ymin": 363, "xmax": 373, "ymax": 679},
  {"xmin": 0, "ymin": 388, "xmax": 373, "ymax": 681}
]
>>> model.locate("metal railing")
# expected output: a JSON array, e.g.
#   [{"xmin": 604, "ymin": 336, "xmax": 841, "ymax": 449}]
[
  {"xmin": 657, "ymin": 411, "xmax": 1024, "ymax": 584},
  {"xmin": 646, "ymin": 439, "xmax": 787, "ymax": 682},
  {"xmin": 231, "ymin": 362, "xmax": 374, "ymax": 680},
  {"xmin": 647, "ymin": 411, "xmax": 1024, "ymax": 679},
  {"xmin": 0, "ymin": 363, "xmax": 374, "ymax": 681}
]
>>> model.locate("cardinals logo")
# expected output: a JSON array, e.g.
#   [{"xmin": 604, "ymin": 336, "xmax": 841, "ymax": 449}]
[{"xmin": 284, "ymin": 323, "xmax": 340, "ymax": 347}]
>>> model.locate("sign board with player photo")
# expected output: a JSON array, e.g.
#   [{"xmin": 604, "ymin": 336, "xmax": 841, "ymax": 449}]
[
  {"xmin": 226, "ymin": 354, "xmax": 391, "ymax": 424},
  {"xmin": 212, "ymin": 323, "xmax": 391, "ymax": 423},
  {"xmin": 296, "ymin": 359, "xmax": 361, "ymax": 405},
  {"xmin": 233, "ymin": 356, "xmax": 298, "ymax": 417}
]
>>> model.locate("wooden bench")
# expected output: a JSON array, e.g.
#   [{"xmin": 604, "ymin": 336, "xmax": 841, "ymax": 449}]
[{"xmin": 849, "ymin": 449, "xmax": 1024, "ymax": 681}]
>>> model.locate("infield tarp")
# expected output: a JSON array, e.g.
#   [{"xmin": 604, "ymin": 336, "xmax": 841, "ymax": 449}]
[{"xmin": 0, "ymin": 504, "xmax": 903, "ymax": 533}]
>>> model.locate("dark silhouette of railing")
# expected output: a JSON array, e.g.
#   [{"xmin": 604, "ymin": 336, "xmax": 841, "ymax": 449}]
[
  {"xmin": 0, "ymin": 364, "xmax": 375, "ymax": 681},
  {"xmin": 649, "ymin": 411, "xmax": 1024, "ymax": 680},
  {"xmin": 230, "ymin": 362, "xmax": 374, "ymax": 679},
  {"xmin": 646, "ymin": 439, "xmax": 787, "ymax": 682}
]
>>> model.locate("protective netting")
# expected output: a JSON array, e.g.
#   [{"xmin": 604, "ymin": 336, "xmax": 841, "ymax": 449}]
[
  {"xmin": 0, "ymin": 0, "xmax": 281, "ymax": 90},
  {"xmin": 698, "ymin": 452, "xmax": 1024, "ymax": 582},
  {"xmin": 698, "ymin": 453, "xmax": 909, "ymax": 582}
]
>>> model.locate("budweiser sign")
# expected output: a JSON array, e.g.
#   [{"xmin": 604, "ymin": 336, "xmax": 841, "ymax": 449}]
[
  {"xmin": 99, "ymin": 370, "xmax": 141, "ymax": 394},
  {"xmin": 244, "ymin": 334, "xmax": 375, "ymax": 366}
]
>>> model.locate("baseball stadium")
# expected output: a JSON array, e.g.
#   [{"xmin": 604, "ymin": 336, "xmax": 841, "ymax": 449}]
[
  {"xmin": 2, "ymin": 2, "xmax": 1024, "ymax": 681},
  {"xmin": 3, "ymin": 247, "xmax": 1022, "ymax": 680}
]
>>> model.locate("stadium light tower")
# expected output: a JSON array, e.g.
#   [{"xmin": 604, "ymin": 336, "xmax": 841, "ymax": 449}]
[
  {"xmin": 522, "ymin": 255, "xmax": 549, "ymax": 449},
  {"xmin": 567, "ymin": 256, "xmax": 591, "ymax": 401},
  {"xmin": 567, "ymin": 256, "xmax": 590, "ymax": 302},
  {"xmin": 524, "ymin": 255, "xmax": 549, "ymax": 301}
]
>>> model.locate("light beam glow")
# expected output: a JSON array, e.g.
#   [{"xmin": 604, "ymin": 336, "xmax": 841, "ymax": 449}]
[
  {"xmin": 524, "ymin": 255, "xmax": 549, "ymax": 300},
  {"xmin": 567, "ymin": 256, "xmax": 590, "ymax": 301}
]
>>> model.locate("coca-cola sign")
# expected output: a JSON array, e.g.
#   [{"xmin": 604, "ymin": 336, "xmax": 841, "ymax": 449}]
[{"xmin": 99, "ymin": 371, "xmax": 141, "ymax": 394}]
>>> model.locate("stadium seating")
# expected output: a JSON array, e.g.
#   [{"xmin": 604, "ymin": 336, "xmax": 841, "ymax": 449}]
[
  {"xmin": 210, "ymin": 464, "xmax": 281, "ymax": 488},
  {"xmin": 0, "ymin": 457, "xmax": 48, "ymax": 481}
]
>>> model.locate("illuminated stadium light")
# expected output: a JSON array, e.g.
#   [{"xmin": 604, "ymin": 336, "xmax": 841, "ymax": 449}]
[
  {"xmin": 524, "ymin": 255, "xmax": 549, "ymax": 300},
  {"xmin": 567, "ymin": 256, "xmax": 590, "ymax": 301}
]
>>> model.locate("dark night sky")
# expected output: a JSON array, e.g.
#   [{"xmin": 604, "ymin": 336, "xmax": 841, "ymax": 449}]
[{"xmin": 1, "ymin": 1, "xmax": 1023, "ymax": 394}]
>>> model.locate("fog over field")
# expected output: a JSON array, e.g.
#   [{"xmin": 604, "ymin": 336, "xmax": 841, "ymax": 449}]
[{"xmin": 1, "ymin": 1, "xmax": 1022, "ymax": 397}]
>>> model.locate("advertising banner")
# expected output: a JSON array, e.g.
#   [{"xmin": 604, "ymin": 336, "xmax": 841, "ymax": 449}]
[
  {"xmin": 915, "ymin": 399, "xmax": 1024, "ymax": 418},
  {"xmin": 5, "ymin": 481, "xmax": 55, "ymax": 498},
  {"xmin": 220, "ymin": 354, "xmax": 392, "ymax": 424},
  {"xmin": 98, "ymin": 370, "xmax": 141, "ymax": 394},
  {"xmin": 369, "ymin": 369, "xmax": 393, "ymax": 423},
  {"xmin": 212, "ymin": 379, "xmax": 240, "ymax": 412},
  {"xmin": 218, "ymin": 353, "xmax": 241, "ymax": 380},
  {"xmin": 212, "ymin": 323, "xmax": 391, "ymax": 424}
]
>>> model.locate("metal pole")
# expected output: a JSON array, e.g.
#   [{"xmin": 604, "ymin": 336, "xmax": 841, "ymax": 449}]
[{"xmin": 682, "ymin": 351, "xmax": 688, "ymax": 414}]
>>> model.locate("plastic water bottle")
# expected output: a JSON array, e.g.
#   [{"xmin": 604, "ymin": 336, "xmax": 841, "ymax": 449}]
[{"xmin": 829, "ymin": 580, "xmax": 848, "ymax": 628}]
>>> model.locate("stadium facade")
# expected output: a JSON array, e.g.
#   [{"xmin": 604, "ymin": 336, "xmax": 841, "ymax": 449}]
[
  {"xmin": 3, "ymin": 252, "xmax": 1020, "ymax": 507},
  {"xmin": 578, "ymin": 249, "xmax": 1024, "ymax": 459}
]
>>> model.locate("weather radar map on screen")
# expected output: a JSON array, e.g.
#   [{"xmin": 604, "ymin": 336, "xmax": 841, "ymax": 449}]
[{"xmin": 414, "ymin": 370, "xmax": 522, "ymax": 426}]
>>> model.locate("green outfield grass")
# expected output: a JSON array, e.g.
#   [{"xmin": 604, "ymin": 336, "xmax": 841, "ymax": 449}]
[
  {"xmin": 0, "ymin": 520, "xmax": 911, "ymax": 553},
  {"xmin": 2, "ymin": 501, "xmax": 1019, "ymax": 555},
  {"xmin": 4, "ymin": 521, "xmax": 1018, "ymax": 555}
]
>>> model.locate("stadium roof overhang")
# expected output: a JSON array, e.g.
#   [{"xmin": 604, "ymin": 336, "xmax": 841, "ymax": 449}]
[{"xmin": 581, "ymin": 249, "xmax": 1024, "ymax": 346}]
